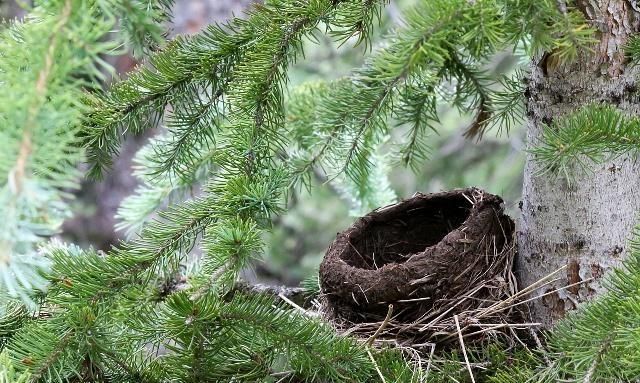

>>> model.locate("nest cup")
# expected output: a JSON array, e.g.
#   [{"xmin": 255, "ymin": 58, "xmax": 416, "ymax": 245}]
[{"xmin": 319, "ymin": 188, "xmax": 517, "ymax": 342}]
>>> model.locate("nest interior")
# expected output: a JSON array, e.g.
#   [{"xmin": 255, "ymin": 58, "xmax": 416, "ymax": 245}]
[
  {"xmin": 319, "ymin": 188, "xmax": 518, "ymax": 344},
  {"xmin": 346, "ymin": 192, "xmax": 472, "ymax": 269}
]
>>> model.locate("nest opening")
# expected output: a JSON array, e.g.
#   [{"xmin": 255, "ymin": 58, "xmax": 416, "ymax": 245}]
[{"xmin": 346, "ymin": 194, "xmax": 472, "ymax": 269}]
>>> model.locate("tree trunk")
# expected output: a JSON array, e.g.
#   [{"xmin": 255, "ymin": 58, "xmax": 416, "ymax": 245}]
[{"xmin": 518, "ymin": 1, "xmax": 640, "ymax": 327}]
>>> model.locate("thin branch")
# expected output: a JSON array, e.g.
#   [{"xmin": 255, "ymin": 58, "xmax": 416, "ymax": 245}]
[
  {"xmin": 366, "ymin": 304, "xmax": 394, "ymax": 346},
  {"xmin": 454, "ymin": 314, "xmax": 476, "ymax": 383},
  {"xmin": 367, "ymin": 349, "xmax": 387, "ymax": 383},
  {"xmin": 30, "ymin": 330, "xmax": 74, "ymax": 383},
  {"xmin": 12, "ymin": 0, "xmax": 73, "ymax": 194}
]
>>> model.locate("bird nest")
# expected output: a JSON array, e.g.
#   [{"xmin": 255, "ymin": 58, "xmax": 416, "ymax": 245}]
[{"xmin": 318, "ymin": 188, "xmax": 524, "ymax": 347}]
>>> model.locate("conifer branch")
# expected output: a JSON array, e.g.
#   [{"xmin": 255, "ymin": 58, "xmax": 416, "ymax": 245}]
[
  {"xmin": 396, "ymin": 78, "xmax": 438, "ymax": 171},
  {"xmin": 0, "ymin": 0, "xmax": 118, "ymax": 303},
  {"xmin": 625, "ymin": 35, "xmax": 640, "ymax": 63},
  {"xmin": 445, "ymin": 49, "xmax": 494, "ymax": 140},
  {"xmin": 29, "ymin": 331, "xmax": 74, "ymax": 383},
  {"xmin": 0, "ymin": 1, "xmax": 74, "ymax": 300},
  {"xmin": 217, "ymin": 293, "xmax": 376, "ymax": 381},
  {"xmin": 530, "ymin": 104, "xmax": 640, "ymax": 179},
  {"xmin": 83, "ymin": 0, "xmax": 389, "ymax": 179},
  {"xmin": 150, "ymin": 85, "xmax": 226, "ymax": 179},
  {"xmin": 295, "ymin": 0, "xmax": 502, "ymax": 196},
  {"xmin": 13, "ymin": 0, "xmax": 72, "ymax": 195}
]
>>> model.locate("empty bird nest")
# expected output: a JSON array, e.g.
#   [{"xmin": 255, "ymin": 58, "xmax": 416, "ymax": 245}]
[{"xmin": 318, "ymin": 188, "xmax": 527, "ymax": 348}]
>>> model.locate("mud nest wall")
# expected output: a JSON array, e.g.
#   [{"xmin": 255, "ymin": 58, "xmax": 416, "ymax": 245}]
[{"xmin": 319, "ymin": 188, "xmax": 518, "ymax": 343}]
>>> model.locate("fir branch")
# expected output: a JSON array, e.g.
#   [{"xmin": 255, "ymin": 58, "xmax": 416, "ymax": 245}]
[
  {"xmin": 626, "ymin": 35, "xmax": 640, "ymax": 64},
  {"xmin": 98, "ymin": 347, "xmax": 149, "ymax": 383},
  {"xmin": 0, "ymin": 0, "xmax": 125, "ymax": 303},
  {"xmin": 43, "ymin": 197, "xmax": 216, "ymax": 308},
  {"xmin": 296, "ymin": 0, "xmax": 502, "ymax": 198},
  {"xmin": 500, "ymin": 0, "xmax": 594, "ymax": 59},
  {"xmin": 289, "ymin": 0, "xmax": 591, "ymax": 189},
  {"xmin": 148, "ymin": 84, "xmax": 226, "ymax": 179},
  {"xmin": 0, "ymin": 349, "xmax": 31, "ymax": 383},
  {"xmin": 216, "ymin": 293, "xmax": 377, "ymax": 381},
  {"xmin": 29, "ymin": 330, "xmax": 74, "ymax": 383},
  {"xmin": 330, "ymin": 0, "xmax": 389, "ymax": 49},
  {"xmin": 530, "ymin": 104, "xmax": 640, "ymax": 179},
  {"xmin": 394, "ymin": 74, "xmax": 439, "ymax": 171},
  {"xmin": 109, "ymin": 0, "xmax": 175, "ymax": 55},
  {"xmin": 12, "ymin": 0, "xmax": 73, "ymax": 195},
  {"xmin": 7, "ymin": 322, "xmax": 76, "ymax": 383},
  {"xmin": 199, "ymin": 217, "xmax": 264, "ymax": 292},
  {"xmin": 0, "ymin": 302, "xmax": 27, "ymax": 348},
  {"xmin": 444, "ymin": 48, "xmax": 494, "ymax": 140},
  {"xmin": 115, "ymin": 137, "xmax": 211, "ymax": 236},
  {"xmin": 549, "ymin": 2, "xmax": 596, "ymax": 62},
  {"xmin": 287, "ymin": 80, "xmax": 353, "ymax": 183},
  {"xmin": 82, "ymin": 38, "xmax": 211, "ymax": 178},
  {"xmin": 82, "ymin": 25, "xmax": 246, "ymax": 178},
  {"xmin": 484, "ymin": 70, "xmax": 526, "ymax": 135},
  {"xmin": 328, "ymin": 149, "xmax": 397, "ymax": 216},
  {"xmin": 83, "ymin": 0, "xmax": 390, "ymax": 179}
]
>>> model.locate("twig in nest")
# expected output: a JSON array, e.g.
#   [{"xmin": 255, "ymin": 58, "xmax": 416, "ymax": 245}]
[
  {"xmin": 455, "ymin": 314, "xmax": 476, "ymax": 383},
  {"xmin": 504, "ymin": 277, "xmax": 593, "ymax": 311},
  {"xmin": 278, "ymin": 292, "xmax": 313, "ymax": 317},
  {"xmin": 367, "ymin": 349, "xmax": 387, "ymax": 383},
  {"xmin": 366, "ymin": 304, "xmax": 394, "ymax": 346},
  {"xmin": 425, "ymin": 343, "xmax": 435, "ymax": 381}
]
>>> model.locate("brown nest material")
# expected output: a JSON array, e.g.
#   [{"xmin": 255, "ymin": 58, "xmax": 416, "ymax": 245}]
[{"xmin": 319, "ymin": 188, "xmax": 523, "ymax": 346}]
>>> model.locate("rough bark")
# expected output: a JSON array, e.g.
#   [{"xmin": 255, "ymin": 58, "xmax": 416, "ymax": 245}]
[{"xmin": 518, "ymin": 0, "xmax": 640, "ymax": 327}]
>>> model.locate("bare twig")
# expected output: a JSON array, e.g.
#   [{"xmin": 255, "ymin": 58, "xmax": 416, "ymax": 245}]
[
  {"xmin": 455, "ymin": 314, "xmax": 476, "ymax": 383},
  {"xmin": 424, "ymin": 343, "xmax": 436, "ymax": 381},
  {"xmin": 278, "ymin": 292, "xmax": 313, "ymax": 317},
  {"xmin": 367, "ymin": 304, "xmax": 394, "ymax": 346}
]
